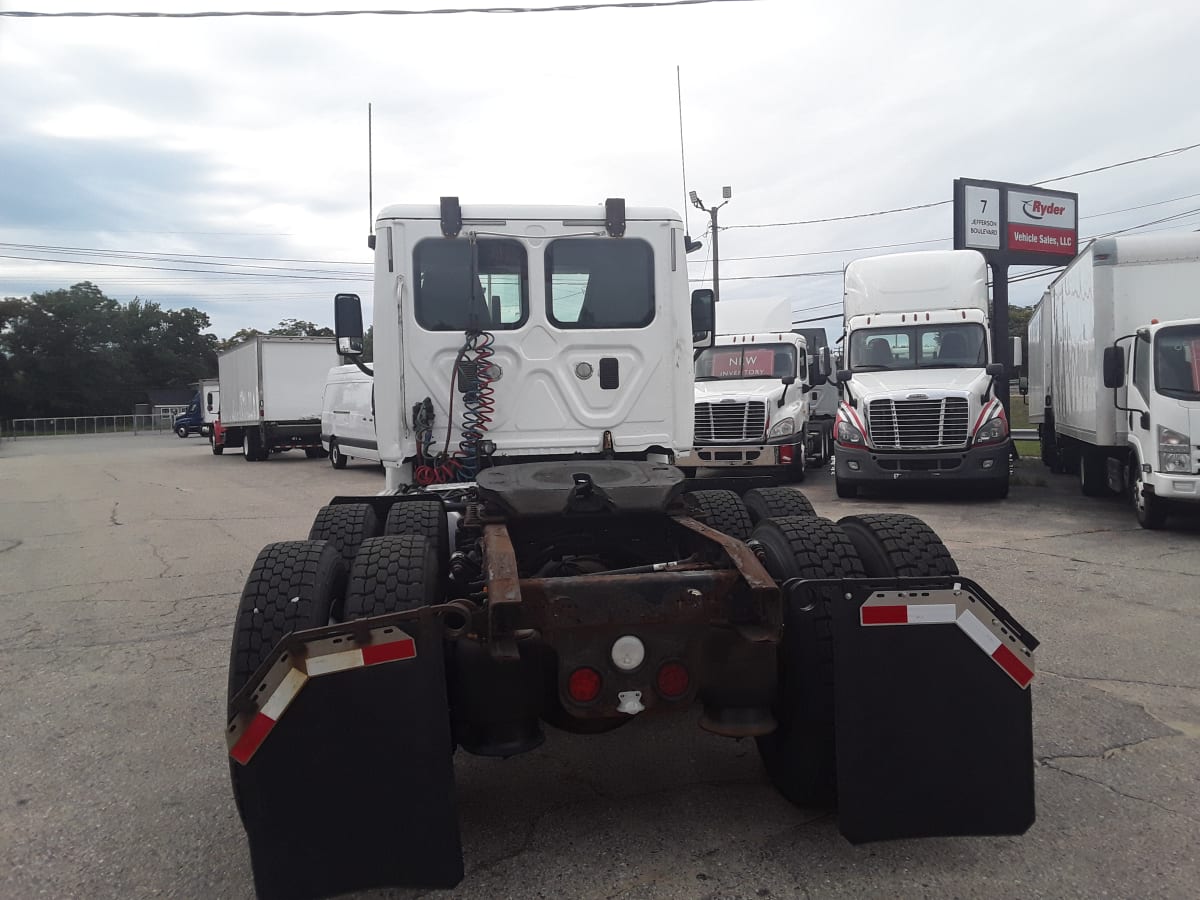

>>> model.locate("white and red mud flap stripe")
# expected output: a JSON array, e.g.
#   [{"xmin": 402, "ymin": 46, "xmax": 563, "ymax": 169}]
[
  {"xmin": 228, "ymin": 628, "xmax": 417, "ymax": 765},
  {"xmin": 860, "ymin": 590, "xmax": 1035, "ymax": 688}
]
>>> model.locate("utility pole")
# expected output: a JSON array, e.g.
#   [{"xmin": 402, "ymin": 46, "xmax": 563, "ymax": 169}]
[{"xmin": 690, "ymin": 186, "xmax": 731, "ymax": 301}]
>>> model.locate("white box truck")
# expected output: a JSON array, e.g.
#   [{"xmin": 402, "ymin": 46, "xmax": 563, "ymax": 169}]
[
  {"xmin": 833, "ymin": 250, "xmax": 1015, "ymax": 499},
  {"xmin": 1029, "ymin": 232, "xmax": 1200, "ymax": 528},
  {"xmin": 676, "ymin": 298, "xmax": 829, "ymax": 478},
  {"xmin": 212, "ymin": 335, "xmax": 340, "ymax": 460}
]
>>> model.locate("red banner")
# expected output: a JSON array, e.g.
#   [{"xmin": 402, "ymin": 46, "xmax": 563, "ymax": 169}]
[{"xmin": 1007, "ymin": 224, "xmax": 1075, "ymax": 256}]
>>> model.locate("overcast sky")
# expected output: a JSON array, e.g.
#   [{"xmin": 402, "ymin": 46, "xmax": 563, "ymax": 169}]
[{"xmin": 2, "ymin": 0, "xmax": 1199, "ymax": 342}]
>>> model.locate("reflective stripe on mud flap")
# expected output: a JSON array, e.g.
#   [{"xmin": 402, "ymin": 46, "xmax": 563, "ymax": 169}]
[
  {"xmin": 860, "ymin": 587, "xmax": 1035, "ymax": 688},
  {"xmin": 227, "ymin": 627, "xmax": 417, "ymax": 764}
]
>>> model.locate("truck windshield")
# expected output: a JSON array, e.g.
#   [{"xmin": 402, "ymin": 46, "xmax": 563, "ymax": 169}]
[
  {"xmin": 696, "ymin": 344, "xmax": 797, "ymax": 381},
  {"xmin": 849, "ymin": 324, "xmax": 986, "ymax": 371},
  {"xmin": 1154, "ymin": 325, "xmax": 1200, "ymax": 400}
]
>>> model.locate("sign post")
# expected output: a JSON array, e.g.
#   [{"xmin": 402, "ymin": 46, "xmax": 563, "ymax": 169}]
[{"xmin": 954, "ymin": 178, "xmax": 1078, "ymax": 418}]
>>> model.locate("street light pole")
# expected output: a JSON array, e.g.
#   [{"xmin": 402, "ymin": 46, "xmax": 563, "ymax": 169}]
[{"xmin": 690, "ymin": 186, "xmax": 731, "ymax": 301}]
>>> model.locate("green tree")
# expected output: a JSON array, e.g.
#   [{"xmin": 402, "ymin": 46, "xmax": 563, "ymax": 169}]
[
  {"xmin": 269, "ymin": 319, "xmax": 334, "ymax": 337},
  {"xmin": 0, "ymin": 283, "xmax": 219, "ymax": 418}
]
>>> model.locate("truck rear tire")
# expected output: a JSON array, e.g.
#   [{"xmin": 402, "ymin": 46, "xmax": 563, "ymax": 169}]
[
  {"xmin": 227, "ymin": 540, "xmax": 345, "ymax": 821},
  {"xmin": 308, "ymin": 503, "xmax": 381, "ymax": 571},
  {"xmin": 329, "ymin": 438, "xmax": 347, "ymax": 469},
  {"xmin": 228, "ymin": 540, "xmax": 344, "ymax": 698},
  {"xmin": 684, "ymin": 490, "xmax": 753, "ymax": 541},
  {"xmin": 243, "ymin": 430, "xmax": 264, "ymax": 462},
  {"xmin": 344, "ymin": 535, "xmax": 442, "ymax": 619},
  {"xmin": 752, "ymin": 516, "xmax": 865, "ymax": 808},
  {"xmin": 1079, "ymin": 450, "xmax": 1108, "ymax": 497},
  {"xmin": 837, "ymin": 513, "xmax": 958, "ymax": 577},
  {"xmin": 1131, "ymin": 459, "xmax": 1168, "ymax": 529},
  {"xmin": 743, "ymin": 486, "xmax": 816, "ymax": 523},
  {"xmin": 211, "ymin": 436, "xmax": 223, "ymax": 456},
  {"xmin": 385, "ymin": 500, "xmax": 450, "ymax": 572}
]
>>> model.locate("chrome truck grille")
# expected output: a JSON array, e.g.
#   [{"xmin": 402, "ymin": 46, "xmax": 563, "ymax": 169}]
[
  {"xmin": 867, "ymin": 397, "xmax": 970, "ymax": 449},
  {"xmin": 694, "ymin": 401, "xmax": 767, "ymax": 442}
]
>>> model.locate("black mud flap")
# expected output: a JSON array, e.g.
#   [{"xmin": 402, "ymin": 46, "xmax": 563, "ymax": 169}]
[
  {"xmin": 821, "ymin": 577, "xmax": 1037, "ymax": 842},
  {"xmin": 228, "ymin": 615, "xmax": 463, "ymax": 899}
]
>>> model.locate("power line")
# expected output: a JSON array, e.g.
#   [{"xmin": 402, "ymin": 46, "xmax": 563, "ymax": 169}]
[
  {"xmin": 0, "ymin": 0, "xmax": 763, "ymax": 18},
  {"xmin": 0, "ymin": 253, "xmax": 369, "ymax": 280},
  {"xmin": 0, "ymin": 241, "xmax": 369, "ymax": 267},
  {"xmin": 728, "ymin": 140, "xmax": 1200, "ymax": 230}
]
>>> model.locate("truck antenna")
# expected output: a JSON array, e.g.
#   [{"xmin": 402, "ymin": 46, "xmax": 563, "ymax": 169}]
[
  {"xmin": 367, "ymin": 102, "xmax": 374, "ymax": 248},
  {"xmin": 676, "ymin": 65, "xmax": 691, "ymax": 239}
]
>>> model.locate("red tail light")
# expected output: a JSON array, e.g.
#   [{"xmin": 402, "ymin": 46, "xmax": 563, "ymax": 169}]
[
  {"xmin": 656, "ymin": 661, "xmax": 690, "ymax": 699},
  {"xmin": 567, "ymin": 667, "xmax": 602, "ymax": 703}
]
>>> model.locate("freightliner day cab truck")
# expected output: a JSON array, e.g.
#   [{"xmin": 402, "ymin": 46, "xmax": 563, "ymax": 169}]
[
  {"xmin": 833, "ymin": 250, "xmax": 1016, "ymax": 499},
  {"xmin": 1029, "ymin": 232, "xmax": 1200, "ymax": 528},
  {"xmin": 676, "ymin": 298, "xmax": 831, "ymax": 479},
  {"xmin": 212, "ymin": 335, "xmax": 340, "ymax": 460},
  {"xmin": 222, "ymin": 199, "xmax": 1037, "ymax": 899}
]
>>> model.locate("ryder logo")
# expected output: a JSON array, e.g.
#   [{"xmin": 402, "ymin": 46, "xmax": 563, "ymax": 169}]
[{"xmin": 1022, "ymin": 199, "xmax": 1066, "ymax": 220}]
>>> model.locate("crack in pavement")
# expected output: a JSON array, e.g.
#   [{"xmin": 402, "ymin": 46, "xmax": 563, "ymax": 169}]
[
  {"xmin": 1040, "ymin": 669, "xmax": 1200, "ymax": 692},
  {"xmin": 0, "ymin": 621, "xmax": 230, "ymax": 653},
  {"xmin": 1039, "ymin": 731, "xmax": 1183, "ymax": 764},
  {"xmin": 953, "ymin": 539, "xmax": 1200, "ymax": 578},
  {"xmin": 109, "ymin": 502, "xmax": 122, "ymax": 526},
  {"xmin": 1038, "ymin": 759, "xmax": 1200, "ymax": 824},
  {"xmin": 0, "ymin": 539, "xmax": 22, "ymax": 553}
]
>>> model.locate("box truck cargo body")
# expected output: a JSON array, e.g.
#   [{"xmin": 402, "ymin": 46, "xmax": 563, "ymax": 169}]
[
  {"xmin": 213, "ymin": 335, "xmax": 340, "ymax": 460},
  {"xmin": 1030, "ymin": 233, "xmax": 1200, "ymax": 527}
]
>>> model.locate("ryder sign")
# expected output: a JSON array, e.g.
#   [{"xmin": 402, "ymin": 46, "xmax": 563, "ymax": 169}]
[{"xmin": 954, "ymin": 178, "xmax": 1078, "ymax": 266}]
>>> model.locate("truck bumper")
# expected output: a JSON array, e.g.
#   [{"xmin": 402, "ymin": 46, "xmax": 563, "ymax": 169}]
[
  {"xmin": 677, "ymin": 440, "xmax": 802, "ymax": 469},
  {"xmin": 1145, "ymin": 471, "xmax": 1200, "ymax": 502},
  {"xmin": 835, "ymin": 440, "xmax": 1011, "ymax": 486}
]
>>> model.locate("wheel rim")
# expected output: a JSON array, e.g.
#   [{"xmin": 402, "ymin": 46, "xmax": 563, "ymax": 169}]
[
  {"xmin": 331, "ymin": 444, "xmax": 340, "ymax": 464},
  {"xmin": 244, "ymin": 435, "xmax": 252, "ymax": 456}
]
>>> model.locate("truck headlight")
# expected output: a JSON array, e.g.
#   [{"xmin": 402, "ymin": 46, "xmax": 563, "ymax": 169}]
[
  {"xmin": 974, "ymin": 415, "xmax": 1009, "ymax": 446},
  {"xmin": 768, "ymin": 417, "xmax": 795, "ymax": 439},
  {"xmin": 835, "ymin": 418, "xmax": 864, "ymax": 446},
  {"xmin": 1158, "ymin": 426, "xmax": 1192, "ymax": 473}
]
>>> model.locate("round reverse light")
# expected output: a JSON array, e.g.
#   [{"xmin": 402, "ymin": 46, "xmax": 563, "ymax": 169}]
[
  {"xmin": 611, "ymin": 635, "xmax": 645, "ymax": 672},
  {"xmin": 575, "ymin": 361, "xmax": 594, "ymax": 380}
]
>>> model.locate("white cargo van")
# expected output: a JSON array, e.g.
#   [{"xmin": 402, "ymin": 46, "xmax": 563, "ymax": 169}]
[{"xmin": 321, "ymin": 364, "xmax": 379, "ymax": 468}]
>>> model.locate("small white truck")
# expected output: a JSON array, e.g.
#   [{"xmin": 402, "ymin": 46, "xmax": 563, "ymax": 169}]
[
  {"xmin": 833, "ymin": 250, "xmax": 1015, "ymax": 499},
  {"xmin": 677, "ymin": 298, "xmax": 827, "ymax": 478},
  {"xmin": 212, "ymin": 335, "xmax": 340, "ymax": 460},
  {"xmin": 1029, "ymin": 232, "xmax": 1200, "ymax": 528}
]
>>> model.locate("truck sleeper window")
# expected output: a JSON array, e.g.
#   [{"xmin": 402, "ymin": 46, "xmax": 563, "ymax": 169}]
[
  {"xmin": 850, "ymin": 324, "xmax": 985, "ymax": 371},
  {"xmin": 696, "ymin": 344, "xmax": 797, "ymax": 380},
  {"xmin": 546, "ymin": 238, "xmax": 655, "ymax": 329},
  {"xmin": 414, "ymin": 238, "xmax": 527, "ymax": 331}
]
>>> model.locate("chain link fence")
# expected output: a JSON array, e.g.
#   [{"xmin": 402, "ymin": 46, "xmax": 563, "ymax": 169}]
[{"xmin": 6, "ymin": 415, "xmax": 177, "ymax": 438}]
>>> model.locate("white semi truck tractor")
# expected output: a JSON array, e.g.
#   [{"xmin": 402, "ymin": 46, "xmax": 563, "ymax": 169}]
[
  {"xmin": 676, "ymin": 298, "xmax": 830, "ymax": 479},
  {"xmin": 833, "ymin": 250, "xmax": 1016, "ymax": 499},
  {"xmin": 222, "ymin": 200, "xmax": 1037, "ymax": 899},
  {"xmin": 1029, "ymin": 232, "xmax": 1200, "ymax": 528}
]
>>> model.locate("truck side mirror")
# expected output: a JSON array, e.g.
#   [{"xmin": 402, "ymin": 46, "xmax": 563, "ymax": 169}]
[
  {"xmin": 812, "ymin": 347, "xmax": 831, "ymax": 386},
  {"xmin": 835, "ymin": 369, "xmax": 853, "ymax": 384},
  {"xmin": 691, "ymin": 288, "xmax": 715, "ymax": 349},
  {"xmin": 334, "ymin": 293, "xmax": 364, "ymax": 358},
  {"xmin": 781, "ymin": 374, "xmax": 797, "ymax": 386},
  {"xmin": 1103, "ymin": 345, "xmax": 1126, "ymax": 388},
  {"xmin": 1018, "ymin": 376, "xmax": 1029, "ymax": 397},
  {"xmin": 986, "ymin": 362, "xmax": 1005, "ymax": 377}
]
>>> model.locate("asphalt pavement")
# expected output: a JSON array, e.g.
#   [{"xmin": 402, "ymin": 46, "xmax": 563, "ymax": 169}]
[{"xmin": 1, "ymin": 434, "xmax": 1198, "ymax": 899}]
